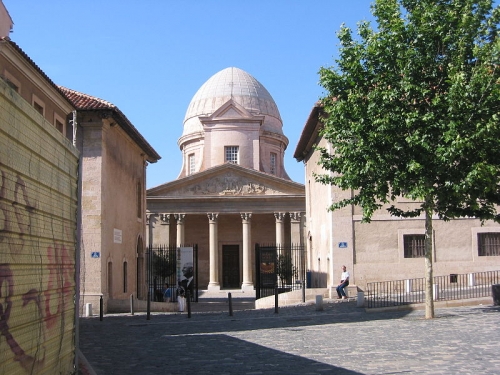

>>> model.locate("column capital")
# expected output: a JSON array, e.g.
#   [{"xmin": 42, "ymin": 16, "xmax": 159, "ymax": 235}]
[
  {"xmin": 146, "ymin": 213, "xmax": 152, "ymax": 225},
  {"xmin": 240, "ymin": 212, "xmax": 252, "ymax": 221},
  {"xmin": 290, "ymin": 212, "xmax": 303, "ymax": 223},
  {"xmin": 160, "ymin": 213, "xmax": 171, "ymax": 225},
  {"xmin": 274, "ymin": 212, "xmax": 286, "ymax": 221},
  {"xmin": 174, "ymin": 213, "xmax": 186, "ymax": 223},
  {"xmin": 207, "ymin": 213, "xmax": 219, "ymax": 222}
]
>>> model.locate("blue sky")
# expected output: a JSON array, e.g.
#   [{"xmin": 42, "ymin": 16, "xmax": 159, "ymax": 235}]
[{"xmin": 4, "ymin": 1, "xmax": 375, "ymax": 188}]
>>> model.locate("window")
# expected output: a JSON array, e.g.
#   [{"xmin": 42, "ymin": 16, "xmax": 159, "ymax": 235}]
[
  {"xmin": 33, "ymin": 101, "xmax": 44, "ymax": 115},
  {"xmin": 403, "ymin": 234, "xmax": 425, "ymax": 258},
  {"xmin": 478, "ymin": 233, "xmax": 500, "ymax": 256},
  {"xmin": 3, "ymin": 70, "xmax": 20, "ymax": 92},
  {"xmin": 188, "ymin": 153, "xmax": 195, "ymax": 175},
  {"xmin": 55, "ymin": 119, "xmax": 64, "ymax": 134},
  {"xmin": 225, "ymin": 146, "xmax": 239, "ymax": 164},
  {"xmin": 137, "ymin": 181, "xmax": 142, "ymax": 218},
  {"xmin": 123, "ymin": 261, "xmax": 128, "ymax": 293},
  {"xmin": 270, "ymin": 152, "xmax": 277, "ymax": 175}
]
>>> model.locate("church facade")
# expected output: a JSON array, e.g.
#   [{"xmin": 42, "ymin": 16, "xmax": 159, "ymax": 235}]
[{"xmin": 146, "ymin": 67, "xmax": 305, "ymax": 293}]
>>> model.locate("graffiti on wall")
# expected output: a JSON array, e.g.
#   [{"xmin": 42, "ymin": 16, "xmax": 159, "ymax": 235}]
[{"xmin": 0, "ymin": 167, "xmax": 76, "ymax": 373}]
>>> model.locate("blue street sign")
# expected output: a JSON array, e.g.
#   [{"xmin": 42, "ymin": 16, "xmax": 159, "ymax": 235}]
[
  {"xmin": 91, "ymin": 252, "xmax": 101, "ymax": 258},
  {"xmin": 338, "ymin": 242, "xmax": 348, "ymax": 248}
]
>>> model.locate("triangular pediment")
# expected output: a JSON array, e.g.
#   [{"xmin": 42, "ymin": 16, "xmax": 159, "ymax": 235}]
[
  {"xmin": 148, "ymin": 163, "xmax": 304, "ymax": 198},
  {"xmin": 199, "ymin": 99, "xmax": 264, "ymax": 123}
]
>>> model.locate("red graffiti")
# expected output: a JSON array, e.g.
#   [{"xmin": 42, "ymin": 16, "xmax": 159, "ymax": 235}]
[
  {"xmin": 0, "ymin": 264, "xmax": 45, "ymax": 371},
  {"xmin": 44, "ymin": 243, "xmax": 74, "ymax": 329}
]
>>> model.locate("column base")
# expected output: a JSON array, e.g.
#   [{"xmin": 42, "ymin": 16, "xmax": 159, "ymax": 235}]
[
  {"xmin": 241, "ymin": 282, "xmax": 254, "ymax": 292},
  {"xmin": 207, "ymin": 283, "xmax": 220, "ymax": 292}
]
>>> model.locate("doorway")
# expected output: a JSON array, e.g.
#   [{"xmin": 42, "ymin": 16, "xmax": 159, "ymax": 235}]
[{"xmin": 222, "ymin": 245, "xmax": 240, "ymax": 288}]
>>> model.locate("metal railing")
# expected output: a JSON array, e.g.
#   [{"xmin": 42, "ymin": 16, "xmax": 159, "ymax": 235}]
[{"xmin": 365, "ymin": 270, "xmax": 500, "ymax": 308}]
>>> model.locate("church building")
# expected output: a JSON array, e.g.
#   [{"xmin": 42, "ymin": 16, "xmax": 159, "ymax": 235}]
[{"xmin": 146, "ymin": 67, "xmax": 306, "ymax": 293}]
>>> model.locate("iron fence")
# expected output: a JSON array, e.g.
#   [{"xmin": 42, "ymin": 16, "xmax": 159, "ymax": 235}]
[
  {"xmin": 365, "ymin": 270, "xmax": 500, "ymax": 308},
  {"xmin": 255, "ymin": 243, "xmax": 306, "ymax": 299},
  {"xmin": 145, "ymin": 244, "xmax": 198, "ymax": 303}
]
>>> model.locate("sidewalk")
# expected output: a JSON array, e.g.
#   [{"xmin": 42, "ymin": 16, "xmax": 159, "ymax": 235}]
[{"xmin": 78, "ymin": 299, "xmax": 500, "ymax": 374}]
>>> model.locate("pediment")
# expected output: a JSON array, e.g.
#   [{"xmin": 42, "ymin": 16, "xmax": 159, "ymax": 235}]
[
  {"xmin": 148, "ymin": 164, "xmax": 304, "ymax": 198},
  {"xmin": 199, "ymin": 99, "xmax": 263, "ymax": 122}
]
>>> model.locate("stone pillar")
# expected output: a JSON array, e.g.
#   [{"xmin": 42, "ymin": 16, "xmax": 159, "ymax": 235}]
[
  {"xmin": 274, "ymin": 212, "xmax": 286, "ymax": 247},
  {"xmin": 146, "ymin": 213, "xmax": 152, "ymax": 247},
  {"xmin": 207, "ymin": 213, "xmax": 220, "ymax": 291},
  {"xmin": 174, "ymin": 213, "xmax": 185, "ymax": 247},
  {"xmin": 241, "ymin": 213, "xmax": 253, "ymax": 291},
  {"xmin": 159, "ymin": 213, "xmax": 171, "ymax": 246},
  {"xmin": 290, "ymin": 212, "xmax": 304, "ymax": 246}
]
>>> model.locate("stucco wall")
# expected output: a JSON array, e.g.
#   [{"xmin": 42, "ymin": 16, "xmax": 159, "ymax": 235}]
[
  {"xmin": 0, "ymin": 78, "xmax": 78, "ymax": 374},
  {"xmin": 79, "ymin": 116, "xmax": 148, "ymax": 313}
]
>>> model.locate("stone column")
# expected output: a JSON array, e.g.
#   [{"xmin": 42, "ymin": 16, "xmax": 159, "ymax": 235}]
[
  {"xmin": 207, "ymin": 213, "xmax": 220, "ymax": 291},
  {"xmin": 146, "ymin": 213, "xmax": 152, "ymax": 247},
  {"xmin": 290, "ymin": 212, "xmax": 304, "ymax": 246},
  {"xmin": 153, "ymin": 213, "xmax": 170, "ymax": 246},
  {"xmin": 241, "ymin": 213, "xmax": 253, "ymax": 291},
  {"xmin": 174, "ymin": 213, "xmax": 185, "ymax": 247},
  {"xmin": 274, "ymin": 212, "xmax": 286, "ymax": 247}
]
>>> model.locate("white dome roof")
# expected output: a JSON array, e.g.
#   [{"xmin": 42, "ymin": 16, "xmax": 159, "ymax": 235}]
[{"xmin": 182, "ymin": 67, "xmax": 283, "ymax": 135}]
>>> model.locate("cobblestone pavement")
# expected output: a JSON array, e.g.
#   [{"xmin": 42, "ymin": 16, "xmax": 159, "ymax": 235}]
[{"xmin": 79, "ymin": 300, "xmax": 500, "ymax": 375}]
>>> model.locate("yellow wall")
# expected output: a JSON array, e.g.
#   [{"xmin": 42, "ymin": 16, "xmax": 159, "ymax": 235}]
[{"xmin": 0, "ymin": 78, "xmax": 79, "ymax": 374}]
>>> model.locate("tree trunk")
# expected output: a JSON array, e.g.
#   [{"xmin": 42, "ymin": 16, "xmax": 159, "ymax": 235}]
[{"xmin": 424, "ymin": 196, "xmax": 435, "ymax": 319}]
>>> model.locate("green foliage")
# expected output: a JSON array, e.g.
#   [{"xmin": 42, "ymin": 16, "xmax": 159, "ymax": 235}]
[
  {"xmin": 276, "ymin": 254, "xmax": 298, "ymax": 286},
  {"xmin": 152, "ymin": 250, "xmax": 176, "ymax": 281},
  {"xmin": 317, "ymin": 0, "xmax": 500, "ymax": 223}
]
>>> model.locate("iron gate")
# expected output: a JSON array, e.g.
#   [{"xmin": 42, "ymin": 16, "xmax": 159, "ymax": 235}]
[
  {"xmin": 145, "ymin": 244, "xmax": 198, "ymax": 302},
  {"xmin": 255, "ymin": 243, "xmax": 306, "ymax": 299}
]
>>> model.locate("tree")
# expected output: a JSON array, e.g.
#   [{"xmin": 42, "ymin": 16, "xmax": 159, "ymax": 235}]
[{"xmin": 317, "ymin": 0, "xmax": 500, "ymax": 318}]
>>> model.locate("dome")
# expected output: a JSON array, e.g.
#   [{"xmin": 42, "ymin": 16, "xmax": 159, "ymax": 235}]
[{"xmin": 182, "ymin": 67, "xmax": 283, "ymax": 136}]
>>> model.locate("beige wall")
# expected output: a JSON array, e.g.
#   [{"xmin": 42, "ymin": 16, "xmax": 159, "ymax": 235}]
[
  {"xmin": 78, "ymin": 114, "xmax": 148, "ymax": 313},
  {"xmin": 0, "ymin": 77, "xmax": 78, "ymax": 374},
  {"xmin": 301, "ymin": 123, "xmax": 500, "ymax": 293}
]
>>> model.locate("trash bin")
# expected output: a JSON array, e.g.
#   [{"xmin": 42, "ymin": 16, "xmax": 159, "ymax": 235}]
[
  {"xmin": 493, "ymin": 284, "xmax": 500, "ymax": 306},
  {"xmin": 306, "ymin": 271, "xmax": 312, "ymax": 289}
]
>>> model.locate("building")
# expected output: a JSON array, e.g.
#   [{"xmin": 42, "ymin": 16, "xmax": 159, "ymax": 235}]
[
  {"xmin": 0, "ymin": 33, "xmax": 78, "ymax": 374},
  {"xmin": 147, "ymin": 67, "xmax": 305, "ymax": 293},
  {"xmin": 294, "ymin": 102, "xmax": 500, "ymax": 296},
  {"xmin": 58, "ymin": 87, "xmax": 161, "ymax": 313}
]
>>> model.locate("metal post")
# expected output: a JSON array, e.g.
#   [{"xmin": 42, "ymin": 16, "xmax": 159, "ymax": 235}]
[
  {"xmin": 274, "ymin": 286, "xmax": 279, "ymax": 314},
  {"xmin": 147, "ymin": 291, "xmax": 151, "ymax": 320},
  {"xmin": 228, "ymin": 292, "xmax": 233, "ymax": 316},
  {"xmin": 187, "ymin": 291, "xmax": 191, "ymax": 318},
  {"xmin": 99, "ymin": 295, "xmax": 103, "ymax": 321},
  {"xmin": 130, "ymin": 294, "xmax": 134, "ymax": 315},
  {"xmin": 302, "ymin": 280, "xmax": 306, "ymax": 303}
]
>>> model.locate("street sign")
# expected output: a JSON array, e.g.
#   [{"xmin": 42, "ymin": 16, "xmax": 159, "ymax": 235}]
[
  {"xmin": 91, "ymin": 252, "xmax": 100, "ymax": 258},
  {"xmin": 338, "ymin": 242, "xmax": 348, "ymax": 248}
]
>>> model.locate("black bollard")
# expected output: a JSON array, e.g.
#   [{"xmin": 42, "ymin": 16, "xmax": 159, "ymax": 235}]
[
  {"xmin": 99, "ymin": 295, "xmax": 103, "ymax": 321},
  {"xmin": 186, "ymin": 291, "xmax": 191, "ymax": 318},
  {"xmin": 228, "ymin": 292, "xmax": 233, "ymax": 316},
  {"xmin": 302, "ymin": 280, "xmax": 306, "ymax": 303},
  {"xmin": 147, "ymin": 290, "xmax": 151, "ymax": 320},
  {"xmin": 274, "ymin": 286, "xmax": 279, "ymax": 314}
]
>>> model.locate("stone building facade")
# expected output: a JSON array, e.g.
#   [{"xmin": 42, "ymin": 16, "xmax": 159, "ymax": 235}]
[
  {"xmin": 294, "ymin": 103, "xmax": 500, "ymax": 295},
  {"xmin": 59, "ymin": 87, "xmax": 161, "ymax": 313},
  {"xmin": 147, "ymin": 67, "xmax": 305, "ymax": 293}
]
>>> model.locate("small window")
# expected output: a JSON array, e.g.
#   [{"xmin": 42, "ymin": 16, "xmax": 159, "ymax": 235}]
[
  {"xmin": 225, "ymin": 146, "xmax": 239, "ymax": 164},
  {"xmin": 137, "ymin": 180, "xmax": 142, "ymax": 218},
  {"xmin": 123, "ymin": 261, "xmax": 128, "ymax": 293},
  {"xmin": 33, "ymin": 101, "xmax": 44, "ymax": 115},
  {"xmin": 478, "ymin": 233, "xmax": 500, "ymax": 256},
  {"xmin": 270, "ymin": 152, "xmax": 277, "ymax": 175},
  {"xmin": 55, "ymin": 119, "xmax": 64, "ymax": 133},
  {"xmin": 404, "ymin": 234, "xmax": 425, "ymax": 258},
  {"xmin": 3, "ymin": 70, "xmax": 20, "ymax": 92},
  {"xmin": 188, "ymin": 153, "xmax": 195, "ymax": 175}
]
